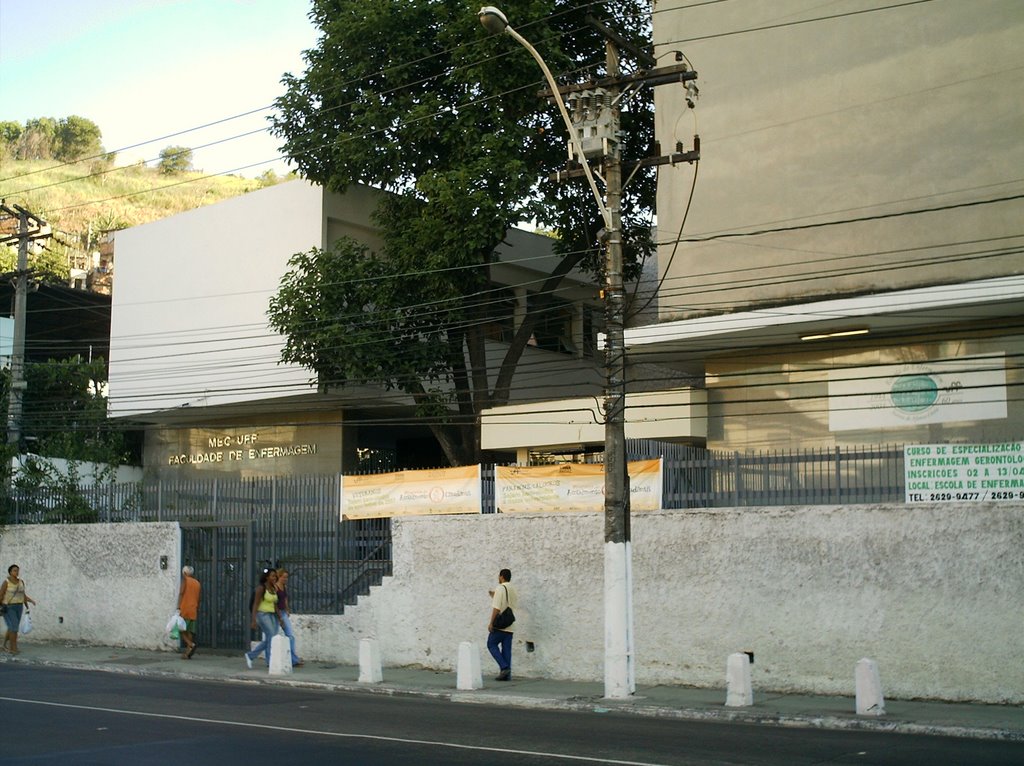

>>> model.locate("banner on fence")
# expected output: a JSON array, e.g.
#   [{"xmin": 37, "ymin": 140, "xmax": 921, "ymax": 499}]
[
  {"xmin": 495, "ymin": 458, "xmax": 662, "ymax": 513},
  {"xmin": 904, "ymin": 442, "xmax": 1024, "ymax": 503},
  {"xmin": 340, "ymin": 465, "xmax": 482, "ymax": 520}
]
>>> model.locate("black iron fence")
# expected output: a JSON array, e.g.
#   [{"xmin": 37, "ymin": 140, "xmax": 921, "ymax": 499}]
[{"xmin": 0, "ymin": 442, "xmax": 910, "ymax": 619}]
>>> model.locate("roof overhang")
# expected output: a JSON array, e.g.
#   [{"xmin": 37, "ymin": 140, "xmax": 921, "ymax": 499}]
[{"xmin": 620, "ymin": 275, "xmax": 1024, "ymax": 364}]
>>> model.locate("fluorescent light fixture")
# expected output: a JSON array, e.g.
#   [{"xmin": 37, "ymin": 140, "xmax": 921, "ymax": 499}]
[{"xmin": 800, "ymin": 328, "xmax": 870, "ymax": 342}]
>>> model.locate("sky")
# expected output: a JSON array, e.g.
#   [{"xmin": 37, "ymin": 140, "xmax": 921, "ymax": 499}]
[{"xmin": 0, "ymin": 0, "xmax": 319, "ymax": 177}]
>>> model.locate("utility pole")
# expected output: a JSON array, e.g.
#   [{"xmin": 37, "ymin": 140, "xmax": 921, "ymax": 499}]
[
  {"xmin": 480, "ymin": 6, "xmax": 698, "ymax": 700},
  {"xmin": 599, "ymin": 37, "xmax": 634, "ymax": 699},
  {"xmin": 548, "ymin": 30, "xmax": 699, "ymax": 701},
  {"xmin": 1, "ymin": 202, "xmax": 50, "ymax": 452}
]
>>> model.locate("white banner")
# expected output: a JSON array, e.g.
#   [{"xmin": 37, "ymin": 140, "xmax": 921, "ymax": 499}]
[
  {"xmin": 905, "ymin": 442, "xmax": 1024, "ymax": 503},
  {"xmin": 340, "ymin": 465, "xmax": 481, "ymax": 520},
  {"xmin": 496, "ymin": 458, "xmax": 663, "ymax": 513},
  {"xmin": 829, "ymin": 354, "xmax": 1006, "ymax": 431}
]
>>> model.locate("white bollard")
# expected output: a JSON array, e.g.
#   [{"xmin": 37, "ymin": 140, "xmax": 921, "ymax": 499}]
[
  {"xmin": 359, "ymin": 637, "xmax": 384, "ymax": 683},
  {"xmin": 456, "ymin": 641, "xmax": 483, "ymax": 690},
  {"xmin": 268, "ymin": 634, "xmax": 292, "ymax": 675},
  {"xmin": 855, "ymin": 658, "xmax": 886, "ymax": 716},
  {"xmin": 725, "ymin": 652, "xmax": 754, "ymax": 707}
]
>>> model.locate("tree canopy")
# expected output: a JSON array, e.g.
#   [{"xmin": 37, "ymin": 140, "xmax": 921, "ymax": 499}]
[
  {"xmin": 158, "ymin": 145, "xmax": 194, "ymax": 175},
  {"xmin": 269, "ymin": 0, "xmax": 655, "ymax": 466},
  {"xmin": 1, "ymin": 116, "xmax": 104, "ymax": 161}
]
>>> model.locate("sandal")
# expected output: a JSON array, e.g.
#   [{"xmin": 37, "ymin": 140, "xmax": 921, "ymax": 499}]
[{"xmin": 185, "ymin": 644, "xmax": 196, "ymax": 659}]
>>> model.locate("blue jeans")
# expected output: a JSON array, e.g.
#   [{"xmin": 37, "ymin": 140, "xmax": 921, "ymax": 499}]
[
  {"xmin": 487, "ymin": 629, "xmax": 512, "ymax": 672},
  {"xmin": 246, "ymin": 612, "xmax": 278, "ymax": 661},
  {"xmin": 280, "ymin": 610, "xmax": 301, "ymax": 665}
]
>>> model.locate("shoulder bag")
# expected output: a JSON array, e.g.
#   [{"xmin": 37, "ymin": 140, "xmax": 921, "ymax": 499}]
[{"xmin": 492, "ymin": 584, "xmax": 515, "ymax": 630}]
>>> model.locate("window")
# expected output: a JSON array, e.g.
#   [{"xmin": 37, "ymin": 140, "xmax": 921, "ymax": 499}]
[
  {"xmin": 528, "ymin": 294, "xmax": 576, "ymax": 354},
  {"xmin": 480, "ymin": 286, "xmax": 517, "ymax": 344}
]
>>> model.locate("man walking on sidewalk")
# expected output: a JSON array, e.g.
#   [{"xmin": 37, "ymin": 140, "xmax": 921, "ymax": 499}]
[
  {"xmin": 487, "ymin": 568, "xmax": 517, "ymax": 681},
  {"xmin": 177, "ymin": 565, "xmax": 201, "ymax": 659}
]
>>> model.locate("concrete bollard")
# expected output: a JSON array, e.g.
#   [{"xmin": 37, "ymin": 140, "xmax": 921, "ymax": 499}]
[
  {"xmin": 268, "ymin": 634, "xmax": 292, "ymax": 675},
  {"xmin": 855, "ymin": 658, "xmax": 886, "ymax": 716},
  {"xmin": 456, "ymin": 641, "xmax": 483, "ymax": 690},
  {"xmin": 725, "ymin": 652, "xmax": 754, "ymax": 707},
  {"xmin": 359, "ymin": 637, "xmax": 384, "ymax": 683}
]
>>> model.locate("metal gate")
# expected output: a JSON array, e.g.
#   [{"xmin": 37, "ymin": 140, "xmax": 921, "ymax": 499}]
[{"xmin": 181, "ymin": 521, "xmax": 252, "ymax": 650}]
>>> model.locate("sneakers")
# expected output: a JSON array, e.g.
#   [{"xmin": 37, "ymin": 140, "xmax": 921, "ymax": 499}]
[
  {"xmin": 244, "ymin": 653, "xmax": 253, "ymax": 670},
  {"xmin": 495, "ymin": 668, "xmax": 511, "ymax": 681}
]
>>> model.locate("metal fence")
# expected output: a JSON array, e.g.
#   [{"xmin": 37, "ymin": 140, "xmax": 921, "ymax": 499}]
[
  {"xmin": 626, "ymin": 441, "xmax": 906, "ymax": 507},
  {"xmin": 0, "ymin": 442, "xmax": 909, "ymax": 626}
]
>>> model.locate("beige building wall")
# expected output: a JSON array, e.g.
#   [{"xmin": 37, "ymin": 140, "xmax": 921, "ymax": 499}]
[
  {"xmin": 706, "ymin": 325, "xmax": 1024, "ymax": 451},
  {"xmin": 652, "ymin": 0, "xmax": 1024, "ymax": 319}
]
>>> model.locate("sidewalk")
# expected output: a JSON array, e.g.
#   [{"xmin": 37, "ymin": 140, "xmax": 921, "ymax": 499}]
[{"xmin": 4, "ymin": 642, "xmax": 1022, "ymax": 742}]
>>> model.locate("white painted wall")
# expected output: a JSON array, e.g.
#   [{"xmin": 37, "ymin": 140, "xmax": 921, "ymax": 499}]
[
  {"xmin": 3, "ymin": 506, "xmax": 1020, "ymax": 703},
  {"xmin": 0, "ymin": 523, "xmax": 180, "ymax": 649},
  {"xmin": 294, "ymin": 503, "xmax": 1024, "ymax": 703},
  {"xmin": 109, "ymin": 180, "xmax": 329, "ymax": 417},
  {"xmin": 13, "ymin": 455, "xmax": 144, "ymax": 484}
]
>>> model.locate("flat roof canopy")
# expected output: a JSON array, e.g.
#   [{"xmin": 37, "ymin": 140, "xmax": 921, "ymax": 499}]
[{"xmin": 619, "ymin": 276, "xmax": 1024, "ymax": 365}]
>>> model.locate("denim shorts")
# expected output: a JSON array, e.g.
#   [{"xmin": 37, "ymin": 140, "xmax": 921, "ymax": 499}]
[{"xmin": 3, "ymin": 603, "xmax": 23, "ymax": 633}]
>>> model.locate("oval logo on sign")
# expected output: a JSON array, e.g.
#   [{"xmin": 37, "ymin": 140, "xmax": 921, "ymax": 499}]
[{"xmin": 890, "ymin": 374, "xmax": 939, "ymax": 412}]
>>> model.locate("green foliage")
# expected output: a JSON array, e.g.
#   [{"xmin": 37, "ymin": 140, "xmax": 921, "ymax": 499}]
[
  {"xmin": 17, "ymin": 117, "xmax": 58, "ymax": 160},
  {"xmin": 10, "ymin": 458, "xmax": 101, "ymax": 524},
  {"xmin": 0, "ymin": 157, "xmax": 261, "ymax": 252},
  {"xmin": 54, "ymin": 115, "xmax": 104, "ymax": 161},
  {"xmin": 0, "ymin": 357, "xmax": 131, "ymax": 466},
  {"xmin": 0, "ymin": 238, "xmax": 71, "ymax": 282},
  {"xmin": 0, "ymin": 121, "xmax": 22, "ymax": 159},
  {"xmin": 158, "ymin": 145, "xmax": 194, "ymax": 175},
  {"xmin": 270, "ymin": 0, "xmax": 655, "ymax": 465}
]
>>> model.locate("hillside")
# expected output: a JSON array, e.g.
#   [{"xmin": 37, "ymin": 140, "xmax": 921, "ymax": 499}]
[{"xmin": 0, "ymin": 157, "xmax": 280, "ymax": 248}]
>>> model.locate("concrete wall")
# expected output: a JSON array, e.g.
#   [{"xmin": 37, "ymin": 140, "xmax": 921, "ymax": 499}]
[
  {"xmin": 652, "ymin": 0, "xmax": 1024, "ymax": 318},
  {"xmin": 0, "ymin": 523, "xmax": 180, "ymax": 650},
  {"xmin": 294, "ymin": 504, "xmax": 1024, "ymax": 703},
  {"xmin": 2, "ymin": 508, "xmax": 1020, "ymax": 703}
]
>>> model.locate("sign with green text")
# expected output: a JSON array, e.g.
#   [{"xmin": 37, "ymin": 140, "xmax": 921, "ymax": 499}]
[{"xmin": 904, "ymin": 442, "xmax": 1024, "ymax": 503}]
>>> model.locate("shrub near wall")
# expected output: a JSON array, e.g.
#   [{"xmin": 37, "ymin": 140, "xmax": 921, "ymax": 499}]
[
  {"xmin": 295, "ymin": 503, "xmax": 1024, "ymax": 703},
  {"xmin": 0, "ymin": 523, "xmax": 180, "ymax": 649}
]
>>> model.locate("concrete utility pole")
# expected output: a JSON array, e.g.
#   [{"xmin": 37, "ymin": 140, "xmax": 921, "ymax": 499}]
[
  {"xmin": 599, "ymin": 38, "xmax": 634, "ymax": 699},
  {"xmin": 1, "ymin": 202, "xmax": 50, "ymax": 451},
  {"xmin": 479, "ymin": 6, "xmax": 699, "ymax": 700}
]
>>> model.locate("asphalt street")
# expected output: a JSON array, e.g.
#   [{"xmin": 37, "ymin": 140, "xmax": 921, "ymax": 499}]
[{"xmin": 2, "ymin": 665, "xmax": 1022, "ymax": 765}]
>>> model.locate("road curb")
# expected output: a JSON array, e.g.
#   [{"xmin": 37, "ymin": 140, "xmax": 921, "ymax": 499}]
[{"xmin": 11, "ymin": 655, "xmax": 1022, "ymax": 742}]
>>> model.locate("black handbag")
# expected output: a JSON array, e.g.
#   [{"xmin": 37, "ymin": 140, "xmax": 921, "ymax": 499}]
[{"xmin": 492, "ymin": 584, "xmax": 515, "ymax": 630}]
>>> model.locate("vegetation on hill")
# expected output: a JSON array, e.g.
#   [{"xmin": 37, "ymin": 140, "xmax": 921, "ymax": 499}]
[
  {"xmin": 0, "ymin": 157, "xmax": 285, "ymax": 275},
  {"xmin": 0, "ymin": 116, "xmax": 291, "ymax": 281}
]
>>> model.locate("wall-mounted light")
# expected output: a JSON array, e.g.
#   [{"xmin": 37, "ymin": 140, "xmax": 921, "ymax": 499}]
[{"xmin": 800, "ymin": 328, "xmax": 869, "ymax": 342}]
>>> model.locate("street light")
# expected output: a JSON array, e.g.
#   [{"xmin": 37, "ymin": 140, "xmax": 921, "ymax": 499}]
[
  {"xmin": 477, "ymin": 7, "xmax": 611, "ymax": 232},
  {"xmin": 478, "ymin": 6, "xmax": 634, "ymax": 699}
]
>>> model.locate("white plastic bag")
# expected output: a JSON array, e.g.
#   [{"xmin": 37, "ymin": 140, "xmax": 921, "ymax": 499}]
[
  {"xmin": 19, "ymin": 609, "xmax": 32, "ymax": 635},
  {"xmin": 165, "ymin": 610, "xmax": 185, "ymax": 639}
]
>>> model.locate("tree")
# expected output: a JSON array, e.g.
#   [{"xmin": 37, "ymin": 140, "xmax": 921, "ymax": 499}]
[
  {"xmin": 0, "ymin": 357, "xmax": 135, "ymax": 524},
  {"xmin": 16, "ymin": 117, "xmax": 58, "ymax": 160},
  {"xmin": 0, "ymin": 357, "xmax": 131, "ymax": 465},
  {"xmin": 0, "ymin": 121, "xmax": 22, "ymax": 159},
  {"xmin": 158, "ymin": 145, "xmax": 193, "ymax": 174},
  {"xmin": 269, "ymin": 0, "xmax": 655, "ymax": 466},
  {"xmin": 54, "ymin": 115, "xmax": 103, "ymax": 161}
]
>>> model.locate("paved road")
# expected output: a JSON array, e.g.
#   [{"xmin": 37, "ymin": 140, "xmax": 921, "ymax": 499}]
[{"xmin": 2, "ymin": 666, "xmax": 1022, "ymax": 765}]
